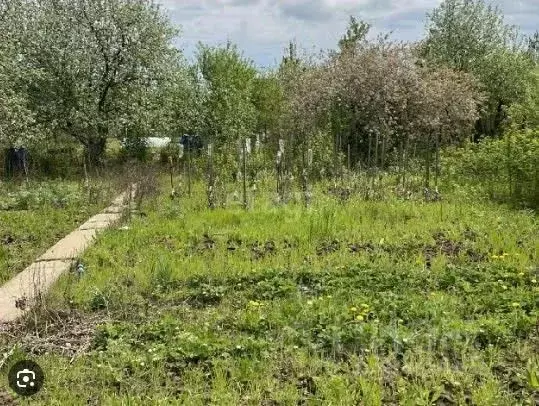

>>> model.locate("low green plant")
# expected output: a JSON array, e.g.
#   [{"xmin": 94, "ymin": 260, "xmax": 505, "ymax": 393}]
[{"xmin": 443, "ymin": 130, "xmax": 539, "ymax": 208}]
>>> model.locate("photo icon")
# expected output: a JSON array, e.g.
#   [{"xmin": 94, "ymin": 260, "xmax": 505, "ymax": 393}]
[
  {"xmin": 16, "ymin": 369, "xmax": 36, "ymax": 388},
  {"xmin": 8, "ymin": 360, "xmax": 44, "ymax": 397}
]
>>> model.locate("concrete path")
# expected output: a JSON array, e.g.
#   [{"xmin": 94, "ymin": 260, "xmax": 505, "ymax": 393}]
[{"xmin": 0, "ymin": 187, "xmax": 135, "ymax": 323}]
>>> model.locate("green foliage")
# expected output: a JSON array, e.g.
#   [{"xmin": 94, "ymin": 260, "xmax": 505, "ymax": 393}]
[
  {"xmin": 119, "ymin": 137, "xmax": 149, "ymax": 162},
  {"xmin": 197, "ymin": 42, "xmax": 258, "ymax": 147},
  {"xmin": 252, "ymin": 74, "xmax": 284, "ymax": 139},
  {"xmin": 423, "ymin": 0, "xmax": 534, "ymax": 137},
  {"xmin": 338, "ymin": 16, "xmax": 370, "ymax": 53},
  {"xmin": 444, "ymin": 130, "xmax": 539, "ymax": 208},
  {"xmin": 507, "ymin": 67, "xmax": 539, "ymax": 130},
  {"xmin": 528, "ymin": 31, "xmax": 539, "ymax": 63},
  {"xmin": 7, "ymin": 0, "xmax": 179, "ymax": 164},
  {"xmin": 0, "ymin": 0, "xmax": 39, "ymax": 147},
  {"xmin": 140, "ymin": 64, "xmax": 201, "ymax": 141}
]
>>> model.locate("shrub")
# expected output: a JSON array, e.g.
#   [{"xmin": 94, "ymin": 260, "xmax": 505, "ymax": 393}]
[
  {"xmin": 444, "ymin": 130, "xmax": 539, "ymax": 208},
  {"xmin": 28, "ymin": 143, "xmax": 82, "ymax": 178},
  {"xmin": 119, "ymin": 137, "xmax": 149, "ymax": 162}
]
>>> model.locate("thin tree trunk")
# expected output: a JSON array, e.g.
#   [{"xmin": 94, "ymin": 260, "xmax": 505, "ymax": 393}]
[
  {"xmin": 434, "ymin": 132, "xmax": 440, "ymax": 188},
  {"xmin": 380, "ymin": 131, "xmax": 386, "ymax": 182},
  {"xmin": 425, "ymin": 136, "xmax": 431, "ymax": 190},
  {"xmin": 347, "ymin": 143, "xmax": 351, "ymax": 173},
  {"xmin": 339, "ymin": 132, "xmax": 343, "ymax": 183},
  {"xmin": 374, "ymin": 132, "xmax": 379, "ymax": 171},
  {"xmin": 403, "ymin": 137, "xmax": 409, "ymax": 190},
  {"xmin": 398, "ymin": 139, "xmax": 404, "ymax": 187},
  {"xmin": 187, "ymin": 142, "xmax": 192, "ymax": 197},
  {"xmin": 373, "ymin": 131, "xmax": 379, "ymax": 189},
  {"xmin": 208, "ymin": 144, "xmax": 215, "ymax": 209},
  {"xmin": 242, "ymin": 140, "xmax": 247, "ymax": 209},
  {"xmin": 334, "ymin": 132, "xmax": 339, "ymax": 184},
  {"xmin": 169, "ymin": 157, "xmax": 174, "ymax": 197},
  {"xmin": 302, "ymin": 148, "xmax": 308, "ymax": 208}
]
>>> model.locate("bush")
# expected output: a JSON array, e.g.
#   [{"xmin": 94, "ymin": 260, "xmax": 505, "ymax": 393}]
[
  {"xmin": 444, "ymin": 130, "xmax": 539, "ymax": 208},
  {"xmin": 28, "ymin": 143, "xmax": 82, "ymax": 178},
  {"xmin": 158, "ymin": 142, "xmax": 181, "ymax": 165},
  {"xmin": 119, "ymin": 137, "xmax": 149, "ymax": 162}
]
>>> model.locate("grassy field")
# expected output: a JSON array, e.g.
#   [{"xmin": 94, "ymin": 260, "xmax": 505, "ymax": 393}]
[
  {"xmin": 1, "ymin": 180, "xmax": 538, "ymax": 405},
  {"xmin": 0, "ymin": 179, "xmax": 119, "ymax": 284}
]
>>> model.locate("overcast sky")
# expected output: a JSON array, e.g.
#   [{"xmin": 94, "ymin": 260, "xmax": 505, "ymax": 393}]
[{"xmin": 158, "ymin": 0, "xmax": 538, "ymax": 68}]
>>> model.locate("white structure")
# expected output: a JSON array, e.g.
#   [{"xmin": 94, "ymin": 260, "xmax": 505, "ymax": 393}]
[{"xmin": 145, "ymin": 137, "xmax": 171, "ymax": 148}]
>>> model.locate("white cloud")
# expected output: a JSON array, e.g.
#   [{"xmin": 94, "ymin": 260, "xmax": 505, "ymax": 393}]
[{"xmin": 158, "ymin": 0, "xmax": 537, "ymax": 67}]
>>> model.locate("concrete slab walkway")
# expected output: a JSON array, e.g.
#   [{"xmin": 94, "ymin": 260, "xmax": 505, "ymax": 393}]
[{"xmin": 0, "ymin": 187, "xmax": 135, "ymax": 323}]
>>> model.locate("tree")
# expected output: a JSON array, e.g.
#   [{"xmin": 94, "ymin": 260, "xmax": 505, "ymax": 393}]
[
  {"xmin": 423, "ymin": 0, "xmax": 533, "ymax": 138},
  {"xmin": 16, "ymin": 0, "xmax": 178, "ymax": 166},
  {"xmin": 196, "ymin": 42, "xmax": 257, "ymax": 148},
  {"xmin": 116, "ymin": 60, "xmax": 200, "ymax": 144},
  {"xmin": 338, "ymin": 16, "xmax": 370, "ymax": 53},
  {"xmin": 251, "ymin": 73, "xmax": 284, "ymax": 141},
  {"xmin": 528, "ymin": 31, "xmax": 539, "ymax": 63},
  {"xmin": 0, "ymin": 0, "xmax": 39, "ymax": 148},
  {"xmin": 507, "ymin": 67, "xmax": 539, "ymax": 130},
  {"xmin": 276, "ymin": 40, "xmax": 325, "ymax": 168},
  {"xmin": 280, "ymin": 35, "xmax": 482, "ymax": 191}
]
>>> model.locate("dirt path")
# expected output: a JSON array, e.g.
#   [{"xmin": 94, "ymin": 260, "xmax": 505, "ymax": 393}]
[{"xmin": 0, "ymin": 188, "xmax": 135, "ymax": 323}]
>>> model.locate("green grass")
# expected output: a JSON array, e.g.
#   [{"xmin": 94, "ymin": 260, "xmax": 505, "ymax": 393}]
[
  {"xmin": 1, "ymin": 180, "xmax": 538, "ymax": 405},
  {"xmin": 0, "ymin": 179, "xmax": 118, "ymax": 283}
]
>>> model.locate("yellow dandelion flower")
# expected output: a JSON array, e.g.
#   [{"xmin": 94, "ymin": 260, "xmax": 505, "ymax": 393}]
[
  {"xmin": 349, "ymin": 307, "xmax": 358, "ymax": 312},
  {"xmin": 355, "ymin": 315, "xmax": 364, "ymax": 321}
]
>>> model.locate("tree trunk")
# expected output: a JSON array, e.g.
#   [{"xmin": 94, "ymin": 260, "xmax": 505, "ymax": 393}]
[
  {"xmin": 380, "ymin": 131, "xmax": 386, "ymax": 182},
  {"xmin": 398, "ymin": 139, "xmax": 403, "ymax": 187},
  {"xmin": 425, "ymin": 136, "xmax": 431, "ymax": 190},
  {"xmin": 434, "ymin": 132, "xmax": 440, "ymax": 188},
  {"xmin": 187, "ymin": 141, "xmax": 192, "ymax": 197},
  {"xmin": 402, "ymin": 137, "xmax": 409, "ymax": 190},
  {"xmin": 242, "ymin": 140, "xmax": 247, "ymax": 210},
  {"xmin": 86, "ymin": 137, "xmax": 107, "ymax": 170},
  {"xmin": 347, "ymin": 143, "xmax": 351, "ymax": 172}
]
